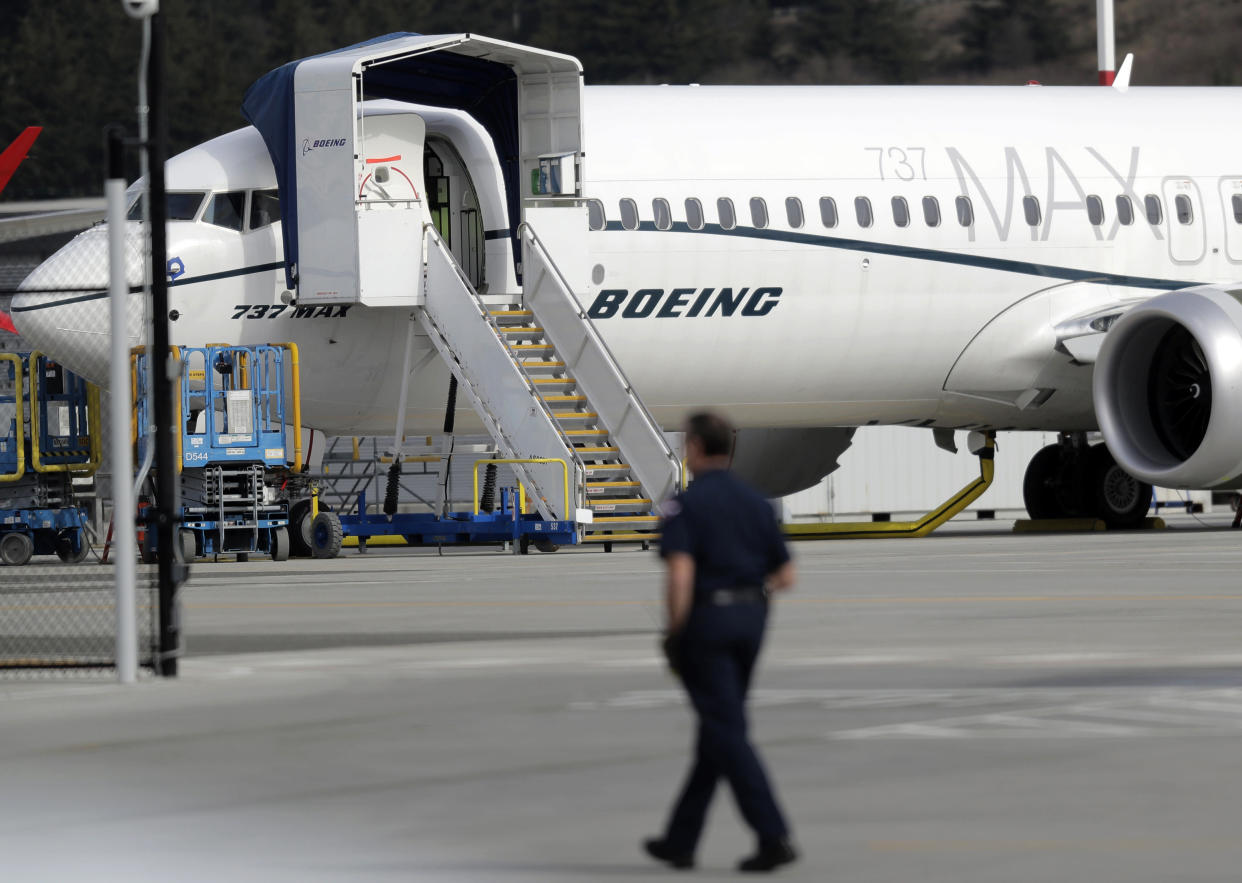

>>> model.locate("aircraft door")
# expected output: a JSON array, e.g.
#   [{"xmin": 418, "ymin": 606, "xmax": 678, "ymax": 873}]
[
  {"xmin": 1162, "ymin": 178, "xmax": 1205, "ymax": 265},
  {"xmin": 1219, "ymin": 178, "xmax": 1242, "ymax": 263},
  {"xmin": 355, "ymin": 112, "xmax": 428, "ymax": 306}
]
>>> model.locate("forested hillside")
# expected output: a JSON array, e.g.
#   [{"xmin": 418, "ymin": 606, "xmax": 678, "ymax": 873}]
[{"xmin": 1, "ymin": 0, "xmax": 1238, "ymax": 200}]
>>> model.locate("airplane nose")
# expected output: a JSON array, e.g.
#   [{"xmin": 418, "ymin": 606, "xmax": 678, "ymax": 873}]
[{"xmin": 11, "ymin": 224, "xmax": 146, "ymax": 388}]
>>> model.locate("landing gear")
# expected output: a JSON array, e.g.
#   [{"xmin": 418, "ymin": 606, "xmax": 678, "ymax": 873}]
[{"xmin": 1022, "ymin": 439, "xmax": 1152, "ymax": 528}]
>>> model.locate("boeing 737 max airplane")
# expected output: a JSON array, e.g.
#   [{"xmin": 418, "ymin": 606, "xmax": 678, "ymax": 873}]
[{"xmin": 11, "ymin": 33, "xmax": 1242, "ymax": 527}]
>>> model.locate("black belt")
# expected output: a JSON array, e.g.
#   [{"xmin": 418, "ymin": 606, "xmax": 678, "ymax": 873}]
[{"xmin": 703, "ymin": 587, "xmax": 768, "ymax": 606}]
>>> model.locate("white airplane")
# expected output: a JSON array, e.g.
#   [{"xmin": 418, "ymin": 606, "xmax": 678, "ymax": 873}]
[{"xmin": 12, "ymin": 33, "xmax": 1242, "ymax": 528}]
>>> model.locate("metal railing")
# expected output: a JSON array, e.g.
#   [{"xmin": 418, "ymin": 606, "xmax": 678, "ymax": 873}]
[{"xmin": 518, "ymin": 223, "xmax": 682, "ymax": 504}]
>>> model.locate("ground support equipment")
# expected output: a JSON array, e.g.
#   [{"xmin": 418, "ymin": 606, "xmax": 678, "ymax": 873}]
[
  {"xmin": 134, "ymin": 344, "xmax": 305, "ymax": 562},
  {"xmin": 311, "ymin": 468, "xmax": 576, "ymax": 558},
  {"xmin": 0, "ymin": 352, "xmax": 100, "ymax": 565}
]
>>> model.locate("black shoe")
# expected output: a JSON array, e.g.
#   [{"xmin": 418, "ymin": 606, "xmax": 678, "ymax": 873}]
[
  {"xmin": 643, "ymin": 837, "xmax": 695, "ymax": 870},
  {"xmin": 738, "ymin": 838, "xmax": 798, "ymax": 872}
]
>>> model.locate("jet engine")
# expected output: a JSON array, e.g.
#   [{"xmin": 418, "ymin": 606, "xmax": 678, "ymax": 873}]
[
  {"xmin": 1094, "ymin": 284, "xmax": 1242, "ymax": 489},
  {"xmin": 729, "ymin": 427, "xmax": 856, "ymax": 497}
]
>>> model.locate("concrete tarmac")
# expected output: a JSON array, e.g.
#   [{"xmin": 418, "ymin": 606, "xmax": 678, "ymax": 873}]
[{"xmin": 4, "ymin": 516, "xmax": 1242, "ymax": 881}]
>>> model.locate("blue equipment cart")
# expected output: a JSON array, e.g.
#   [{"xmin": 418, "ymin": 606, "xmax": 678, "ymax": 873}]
[
  {"xmin": 0, "ymin": 352, "xmax": 100, "ymax": 566},
  {"xmin": 134, "ymin": 345, "xmax": 302, "ymax": 562}
]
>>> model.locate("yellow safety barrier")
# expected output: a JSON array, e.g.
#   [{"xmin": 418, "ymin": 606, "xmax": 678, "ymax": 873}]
[
  {"xmin": 0, "ymin": 353, "xmax": 26, "ymax": 483},
  {"xmin": 271, "ymin": 342, "xmax": 304, "ymax": 472},
  {"xmin": 472, "ymin": 458, "xmax": 569, "ymax": 518},
  {"xmin": 783, "ymin": 434, "xmax": 996, "ymax": 539},
  {"xmin": 28, "ymin": 351, "xmax": 102, "ymax": 476}
]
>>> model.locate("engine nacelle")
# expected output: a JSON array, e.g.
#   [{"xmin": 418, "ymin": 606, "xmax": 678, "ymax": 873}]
[
  {"xmin": 729, "ymin": 427, "xmax": 856, "ymax": 497},
  {"xmin": 1094, "ymin": 284, "xmax": 1242, "ymax": 489}
]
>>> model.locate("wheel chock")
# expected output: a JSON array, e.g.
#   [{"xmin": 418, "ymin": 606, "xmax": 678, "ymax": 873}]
[{"xmin": 1012, "ymin": 516, "xmax": 1166, "ymax": 533}]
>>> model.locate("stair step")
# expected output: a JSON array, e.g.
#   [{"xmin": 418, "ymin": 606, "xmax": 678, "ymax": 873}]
[
  {"xmin": 584, "ymin": 462, "xmax": 632, "ymax": 474},
  {"xmin": 508, "ymin": 343, "xmax": 555, "ymax": 353},
  {"xmin": 542, "ymin": 394, "xmax": 587, "ymax": 404},
  {"xmin": 574, "ymin": 445, "xmax": 620, "ymax": 455},
  {"xmin": 520, "ymin": 360, "xmax": 567, "ymax": 373},
  {"xmin": 532, "ymin": 377, "xmax": 574, "ymax": 389},
  {"xmin": 500, "ymin": 326, "xmax": 544, "ymax": 337},
  {"xmin": 554, "ymin": 411, "xmax": 598, "ymax": 422},
  {"xmin": 586, "ymin": 481, "xmax": 641, "ymax": 492},
  {"xmin": 587, "ymin": 497, "xmax": 652, "ymax": 508},
  {"xmin": 581, "ymin": 531, "xmax": 660, "ymax": 544},
  {"xmin": 489, "ymin": 309, "xmax": 534, "ymax": 325},
  {"xmin": 564, "ymin": 429, "xmax": 610, "ymax": 440},
  {"xmin": 589, "ymin": 515, "xmax": 660, "ymax": 525}
]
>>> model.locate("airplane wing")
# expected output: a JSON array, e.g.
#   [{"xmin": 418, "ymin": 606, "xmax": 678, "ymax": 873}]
[
  {"xmin": 0, "ymin": 127, "xmax": 41, "ymax": 195},
  {"xmin": 0, "ymin": 206, "xmax": 106, "ymax": 242}
]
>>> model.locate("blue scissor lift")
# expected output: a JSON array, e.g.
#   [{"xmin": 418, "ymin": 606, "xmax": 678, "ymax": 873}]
[
  {"xmin": 0, "ymin": 352, "xmax": 100, "ymax": 566},
  {"xmin": 135, "ymin": 345, "xmax": 297, "ymax": 562}
]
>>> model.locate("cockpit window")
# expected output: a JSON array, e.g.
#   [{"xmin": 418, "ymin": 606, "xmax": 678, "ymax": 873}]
[
  {"xmin": 204, "ymin": 191, "xmax": 246, "ymax": 232},
  {"xmin": 249, "ymin": 189, "xmax": 281, "ymax": 230},
  {"xmin": 127, "ymin": 191, "xmax": 206, "ymax": 222}
]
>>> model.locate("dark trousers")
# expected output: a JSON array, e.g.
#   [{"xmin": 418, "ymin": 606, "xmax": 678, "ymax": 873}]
[{"xmin": 662, "ymin": 601, "xmax": 789, "ymax": 851}]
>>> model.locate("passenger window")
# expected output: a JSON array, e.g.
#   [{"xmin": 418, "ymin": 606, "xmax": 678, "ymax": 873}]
[
  {"xmin": 1233, "ymin": 194, "xmax": 1242, "ymax": 224},
  {"xmin": 685, "ymin": 198, "xmax": 704, "ymax": 230},
  {"xmin": 750, "ymin": 197, "xmax": 768, "ymax": 228},
  {"xmin": 819, "ymin": 197, "xmax": 838, "ymax": 228},
  {"xmin": 785, "ymin": 197, "xmax": 804, "ymax": 229},
  {"xmin": 1086, "ymin": 195, "xmax": 1104, "ymax": 226},
  {"xmin": 1116, "ymin": 195, "xmax": 1134, "ymax": 225},
  {"xmin": 653, "ymin": 198, "xmax": 672, "ymax": 231},
  {"xmin": 1144, "ymin": 194, "xmax": 1163, "ymax": 225},
  {"xmin": 955, "ymin": 196, "xmax": 974, "ymax": 227},
  {"xmin": 204, "ymin": 191, "xmax": 246, "ymax": 231},
  {"xmin": 922, "ymin": 196, "xmax": 940, "ymax": 227},
  {"xmin": 620, "ymin": 198, "xmax": 639, "ymax": 231},
  {"xmin": 891, "ymin": 196, "xmax": 910, "ymax": 228},
  {"xmin": 249, "ymin": 189, "xmax": 281, "ymax": 230},
  {"xmin": 587, "ymin": 199, "xmax": 606, "ymax": 231},
  {"xmin": 854, "ymin": 196, "xmax": 873, "ymax": 228},
  {"xmin": 717, "ymin": 197, "xmax": 736, "ymax": 230},
  {"xmin": 1175, "ymin": 194, "xmax": 1194, "ymax": 225},
  {"xmin": 1023, "ymin": 195, "xmax": 1041, "ymax": 227}
]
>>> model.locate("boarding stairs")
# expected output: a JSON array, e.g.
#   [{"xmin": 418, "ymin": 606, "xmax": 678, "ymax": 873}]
[{"xmin": 415, "ymin": 224, "xmax": 681, "ymax": 546}]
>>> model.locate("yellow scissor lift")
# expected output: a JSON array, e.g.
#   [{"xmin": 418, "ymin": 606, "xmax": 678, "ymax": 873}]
[{"xmin": 0, "ymin": 352, "xmax": 102, "ymax": 566}]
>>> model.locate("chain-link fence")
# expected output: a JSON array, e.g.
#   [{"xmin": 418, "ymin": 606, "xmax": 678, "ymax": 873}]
[
  {"xmin": 1, "ymin": 210, "xmax": 160, "ymax": 676},
  {"xmin": 0, "ymin": 565, "xmax": 156, "ymax": 674}
]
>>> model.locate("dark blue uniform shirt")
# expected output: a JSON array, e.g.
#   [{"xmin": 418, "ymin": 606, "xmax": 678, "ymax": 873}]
[{"xmin": 659, "ymin": 469, "xmax": 791, "ymax": 603}]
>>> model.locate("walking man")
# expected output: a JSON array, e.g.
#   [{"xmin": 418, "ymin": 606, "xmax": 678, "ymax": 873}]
[{"xmin": 644, "ymin": 411, "xmax": 798, "ymax": 873}]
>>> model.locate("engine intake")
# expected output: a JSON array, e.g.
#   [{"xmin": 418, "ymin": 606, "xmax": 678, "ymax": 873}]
[{"xmin": 1094, "ymin": 285, "xmax": 1242, "ymax": 489}]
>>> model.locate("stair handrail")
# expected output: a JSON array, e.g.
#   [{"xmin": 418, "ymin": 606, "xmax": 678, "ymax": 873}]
[
  {"xmin": 517, "ymin": 222, "xmax": 683, "ymax": 501},
  {"xmin": 420, "ymin": 224, "xmax": 587, "ymax": 518}
]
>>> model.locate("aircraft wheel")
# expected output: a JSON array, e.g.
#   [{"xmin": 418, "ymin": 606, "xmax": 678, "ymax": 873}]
[
  {"xmin": 55, "ymin": 529, "xmax": 90, "ymax": 564},
  {"xmin": 1023, "ymin": 444, "xmax": 1088, "ymax": 520},
  {"xmin": 0, "ymin": 532, "xmax": 34, "ymax": 566},
  {"xmin": 1088, "ymin": 444, "xmax": 1153, "ymax": 529},
  {"xmin": 288, "ymin": 501, "xmax": 314, "ymax": 558},
  {"xmin": 270, "ymin": 526, "xmax": 291, "ymax": 562},
  {"xmin": 310, "ymin": 511, "xmax": 343, "ymax": 559},
  {"xmin": 178, "ymin": 529, "xmax": 198, "ymax": 563}
]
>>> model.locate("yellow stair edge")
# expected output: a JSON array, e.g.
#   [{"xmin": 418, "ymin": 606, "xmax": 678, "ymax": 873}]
[
  {"xmin": 587, "ymin": 498, "xmax": 652, "ymax": 506},
  {"xmin": 581, "ymin": 531, "xmax": 660, "ymax": 543},
  {"xmin": 489, "ymin": 309, "xmax": 533, "ymax": 316},
  {"xmin": 592, "ymin": 516, "xmax": 659, "ymax": 524},
  {"xmin": 586, "ymin": 481, "xmax": 640, "ymax": 488}
]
